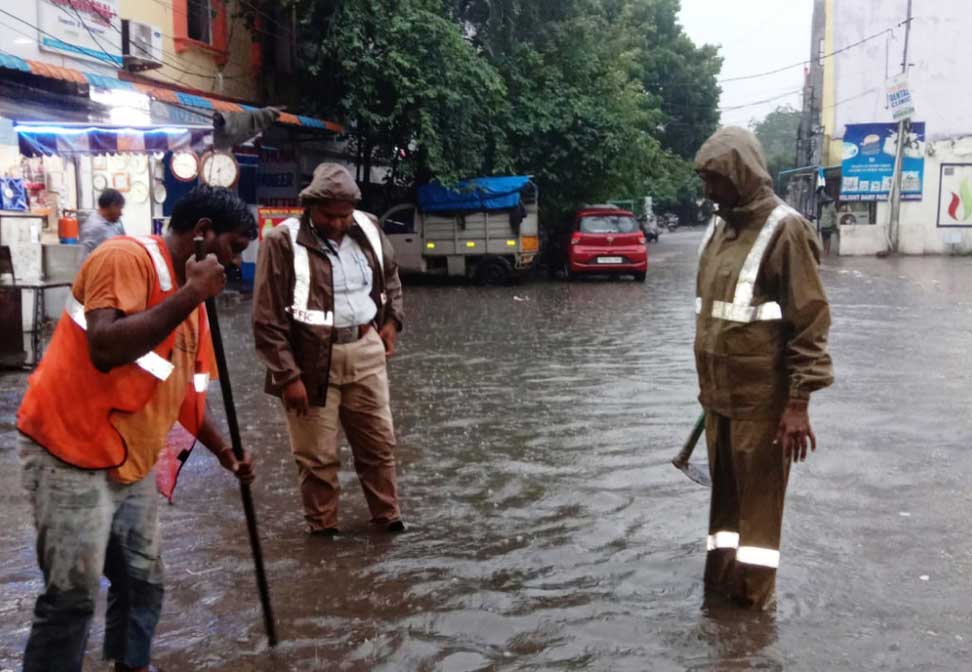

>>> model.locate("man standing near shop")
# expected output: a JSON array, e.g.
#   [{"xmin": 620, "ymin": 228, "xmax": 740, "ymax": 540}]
[
  {"xmin": 253, "ymin": 163, "xmax": 405, "ymax": 536},
  {"xmin": 17, "ymin": 186, "xmax": 256, "ymax": 672},
  {"xmin": 818, "ymin": 192, "xmax": 838, "ymax": 256},
  {"xmin": 693, "ymin": 127, "xmax": 834, "ymax": 609},
  {"xmin": 80, "ymin": 188, "xmax": 127, "ymax": 262}
]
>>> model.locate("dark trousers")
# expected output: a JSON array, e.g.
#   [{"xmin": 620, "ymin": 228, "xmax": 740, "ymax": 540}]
[{"xmin": 704, "ymin": 413, "xmax": 790, "ymax": 609}]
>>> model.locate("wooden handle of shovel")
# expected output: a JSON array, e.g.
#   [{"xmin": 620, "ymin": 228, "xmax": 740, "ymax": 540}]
[{"xmin": 672, "ymin": 413, "xmax": 706, "ymax": 467}]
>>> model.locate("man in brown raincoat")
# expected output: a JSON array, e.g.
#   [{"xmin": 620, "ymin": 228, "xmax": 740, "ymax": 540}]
[
  {"xmin": 252, "ymin": 163, "xmax": 406, "ymax": 536},
  {"xmin": 693, "ymin": 127, "xmax": 834, "ymax": 609}
]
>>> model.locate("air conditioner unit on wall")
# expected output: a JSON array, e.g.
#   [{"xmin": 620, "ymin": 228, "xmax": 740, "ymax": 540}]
[{"xmin": 122, "ymin": 20, "xmax": 164, "ymax": 72}]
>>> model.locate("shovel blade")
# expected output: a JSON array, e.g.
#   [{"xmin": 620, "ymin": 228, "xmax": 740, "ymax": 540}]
[{"xmin": 673, "ymin": 460, "xmax": 711, "ymax": 487}]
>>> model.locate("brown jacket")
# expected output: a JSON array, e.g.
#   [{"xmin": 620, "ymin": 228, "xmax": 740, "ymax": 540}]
[
  {"xmin": 252, "ymin": 211, "xmax": 404, "ymax": 406},
  {"xmin": 694, "ymin": 128, "xmax": 833, "ymax": 419}
]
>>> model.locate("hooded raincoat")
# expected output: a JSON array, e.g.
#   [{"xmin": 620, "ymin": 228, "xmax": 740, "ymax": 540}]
[{"xmin": 693, "ymin": 127, "xmax": 833, "ymax": 608}]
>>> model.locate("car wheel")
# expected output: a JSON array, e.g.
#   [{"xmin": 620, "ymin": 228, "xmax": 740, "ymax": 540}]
[
  {"xmin": 634, "ymin": 271, "xmax": 647, "ymax": 282},
  {"xmin": 476, "ymin": 257, "xmax": 513, "ymax": 286}
]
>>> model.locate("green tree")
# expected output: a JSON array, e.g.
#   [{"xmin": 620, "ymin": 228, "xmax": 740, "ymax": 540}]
[
  {"xmin": 750, "ymin": 105, "xmax": 802, "ymax": 192},
  {"xmin": 291, "ymin": 0, "xmax": 511, "ymax": 188},
  {"xmin": 283, "ymin": 0, "xmax": 722, "ymax": 221}
]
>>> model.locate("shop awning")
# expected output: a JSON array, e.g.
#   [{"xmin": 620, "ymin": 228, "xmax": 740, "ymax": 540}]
[
  {"xmin": 16, "ymin": 122, "xmax": 213, "ymax": 157},
  {"xmin": 0, "ymin": 53, "xmax": 344, "ymax": 134}
]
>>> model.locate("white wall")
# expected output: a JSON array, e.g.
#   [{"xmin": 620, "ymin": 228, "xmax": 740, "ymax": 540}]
[{"xmin": 833, "ymin": 0, "xmax": 972, "ymax": 142}]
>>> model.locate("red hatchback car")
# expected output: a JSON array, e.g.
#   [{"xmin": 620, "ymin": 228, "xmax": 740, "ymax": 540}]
[{"xmin": 566, "ymin": 206, "xmax": 648, "ymax": 282}]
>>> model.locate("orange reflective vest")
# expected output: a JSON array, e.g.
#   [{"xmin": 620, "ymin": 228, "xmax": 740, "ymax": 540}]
[{"xmin": 17, "ymin": 236, "xmax": 213, "ymax": 496}]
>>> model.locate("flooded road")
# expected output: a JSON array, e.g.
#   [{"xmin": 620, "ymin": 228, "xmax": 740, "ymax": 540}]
[{"xmin": 3, "ymin": 230, "xmax": 972, "ymax": 670}]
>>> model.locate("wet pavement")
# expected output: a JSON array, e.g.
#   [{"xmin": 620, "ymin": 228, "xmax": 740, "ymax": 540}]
[{"xmin": 3, "ymin": 229, "xmax": 972, "ymax": 671}]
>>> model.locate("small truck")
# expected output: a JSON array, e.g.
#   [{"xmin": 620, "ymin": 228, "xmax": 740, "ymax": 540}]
[{"xmin": 380, "ymin": 176, "xmax": 539, "ymax": 285}]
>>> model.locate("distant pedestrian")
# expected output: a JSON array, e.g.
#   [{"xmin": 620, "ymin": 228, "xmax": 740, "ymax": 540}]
[
  {"xmin": 79, "ymin": 189, "xmax": 127, "ymax": 262},
  {"xmin": 253, "ymin": 163, "xmax": 406, "ymax": 537},
  {"xmin": 693, "ymin": 127, "xmax": 834, "ymax": 610},
  {"xmin": 818, "ymin": 193, "xmax": 838, "ymax": 256}
]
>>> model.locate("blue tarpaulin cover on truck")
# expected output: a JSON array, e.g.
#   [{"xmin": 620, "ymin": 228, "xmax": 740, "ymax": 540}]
[{"xmin": 418, "ymin": 176, "xmax": 532, "ymax": 212}]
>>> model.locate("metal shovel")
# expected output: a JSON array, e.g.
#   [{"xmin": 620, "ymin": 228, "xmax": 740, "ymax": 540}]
[{"xmin": 671, "ymin": 413, "xmax": 711, "ymax": 487}]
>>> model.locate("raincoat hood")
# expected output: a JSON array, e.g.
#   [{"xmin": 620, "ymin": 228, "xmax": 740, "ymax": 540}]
[
  {"xmin": 299, "ymin": 163, "xmax": 362, "ymax": 205},
  {"xmin": 695, "ymin": 127, "xmax": 776, "ymax": 222}
]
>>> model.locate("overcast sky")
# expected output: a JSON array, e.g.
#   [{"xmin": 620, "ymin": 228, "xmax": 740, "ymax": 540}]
[{"xmin": 678, "ymin": 0, "xmax": 814, "ymax": 128}]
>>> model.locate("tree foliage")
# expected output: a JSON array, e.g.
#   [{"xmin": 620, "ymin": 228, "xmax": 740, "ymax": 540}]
[
  {"xmin": 287, "ymin": 0, "xmax": 722, "ymax": 218},
  {"xmin": 750, "ymin": 105, "xmax": 802, "ymax": 192}
]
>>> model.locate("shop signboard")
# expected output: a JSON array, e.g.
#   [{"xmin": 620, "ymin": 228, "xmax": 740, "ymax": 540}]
[
  {"xmin": 257, "ymin": 206, "xmax": 302, "ymax": 241},
  {"xmin": 936, "ymin": 163, "xmax": 972, "ymax": 228},
  {"xmin": 840, "ymin": 122, "xmax": 925, "ymax": 202},
  {"xmin": 38, "ymin": 0, "xmax": 123, "ymax": 68},
  {"xmin": 886, "ymin": 74, "xmax": 916, "ymax": 121}
]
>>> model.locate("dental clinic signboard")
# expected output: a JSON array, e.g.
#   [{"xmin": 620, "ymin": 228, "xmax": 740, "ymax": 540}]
[
  {"xmin": 840, "ymin": 122, "xmax": 925, "ymax": 202},
  {"xmin": 38, "ymin": 0, "xmax": 123, "ymax": 68}
]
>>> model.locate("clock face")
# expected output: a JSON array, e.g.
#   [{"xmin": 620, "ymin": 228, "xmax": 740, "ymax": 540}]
[
  {"xmin": 201, "ymin": 151, "xmax": 239, "ymax": 188},
  {"xmin": 171, "ymin": 151, "xmax": 199, "ymax": 182},
  {"xmin": 92, "ymin": 174, "xmax": 108, "ymax": 191},
  {"xmin": 130, "ymin": 181, "xmax": 149, "ymax": 204},
  {"xmin": 153, "ymin": 182, "xmax": 167, "ymax": 204}
]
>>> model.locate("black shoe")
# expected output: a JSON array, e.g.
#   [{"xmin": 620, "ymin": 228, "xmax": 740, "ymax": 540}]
[
  {"xmin": 387, "ymin": 520, "xmax": 406, "ymax": 534},
  {"xmin": 309, "ymin": 527, "xmax": 340, "ymax": 537}
]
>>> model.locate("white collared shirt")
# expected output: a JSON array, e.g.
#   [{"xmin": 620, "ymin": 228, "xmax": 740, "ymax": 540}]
[{"xmin": 315, "ymin": 232, "xmax": 377, "ymax": 329}]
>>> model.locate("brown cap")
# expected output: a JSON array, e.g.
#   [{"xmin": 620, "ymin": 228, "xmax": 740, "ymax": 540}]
[{"xmin": 299, "ymin": 163, "xmax": 362, "ymax": 205}]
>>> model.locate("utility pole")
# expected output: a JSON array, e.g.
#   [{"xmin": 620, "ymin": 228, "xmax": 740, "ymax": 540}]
[{"xmin": 888, "ymin": 0, "xmax": 913, "ymax": 253}]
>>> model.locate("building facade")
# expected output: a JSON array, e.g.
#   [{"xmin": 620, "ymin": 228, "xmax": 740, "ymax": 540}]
[
  {"xmin": 800, "ymin": 0, "xmax": 972, "ymax": 255},
  {"xmin": 0, "ymin": 0, "xmax": 341, "ymax": 366}
]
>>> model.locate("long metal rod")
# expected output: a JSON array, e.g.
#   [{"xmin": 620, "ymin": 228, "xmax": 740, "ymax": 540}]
[{"xmin": 194, "ymin": 239, "xmax": 278, "ymax": 647}]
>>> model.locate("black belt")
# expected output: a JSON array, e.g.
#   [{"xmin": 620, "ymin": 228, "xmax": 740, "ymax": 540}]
[{"xmin": 332, "ymin": 324, "xmax": 371, "ymax": 344}]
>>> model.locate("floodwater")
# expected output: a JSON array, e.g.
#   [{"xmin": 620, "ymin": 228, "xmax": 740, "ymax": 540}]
[{"xmin": 3, "ymin": 230, "xmax": 972, "ymax": 671}]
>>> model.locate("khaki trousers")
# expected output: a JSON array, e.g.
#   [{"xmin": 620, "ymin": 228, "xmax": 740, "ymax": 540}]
[
  {"xmin": 282, "ymin": 329, "xmax": 400, "ymax": 530},
  {"xmin": 704, "ymin": 412, "xmax": 790, "ymax": 609}
]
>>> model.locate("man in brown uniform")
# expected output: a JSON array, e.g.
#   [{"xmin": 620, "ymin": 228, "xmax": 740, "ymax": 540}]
[
  {"xmin": 693, "ymin": 127, "xmax": 834, "ymax": 609},
  {"xmin": 252, "ymin": 163, "xmax": 405, "ymax": 536}
]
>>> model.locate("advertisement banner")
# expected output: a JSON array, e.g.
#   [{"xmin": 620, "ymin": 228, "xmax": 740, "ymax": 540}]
[
  {"xmin": 840, "ymin": 122, "xmax": 925, "ymax": 202},
  {"xmin": 38, "ymin": 0, "xmax": 123, "ymax": 67},
  {"xmin": 257, "ymin": 207, "xmax": 302, "ymax": 241},
  {"xmin": 936, "ymin": 164, "xmax": 972, "ymax": 228}
]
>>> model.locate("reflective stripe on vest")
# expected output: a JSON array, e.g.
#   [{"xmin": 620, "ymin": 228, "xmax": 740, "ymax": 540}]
[
  {"xmin": 193, "ymin": 372, "xmax": 210, "ymax": 392},
  {"xmin": 353, "ymin": 210, "xmax": 385, "ymax": 274},
  {"xmin": 696, "ymin": 203, "xmax": 794, "ymax": 324},
  {"xmin": 65, "ymin": 295, "xmax": 175, "ymax": 381},
  {"xmin": 282, "ymin": 219, "xmax": 334, "ymax": 327},
  {"xmin": 134, "ymin": 236, "xmax": 174, "ymax": 292}
]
